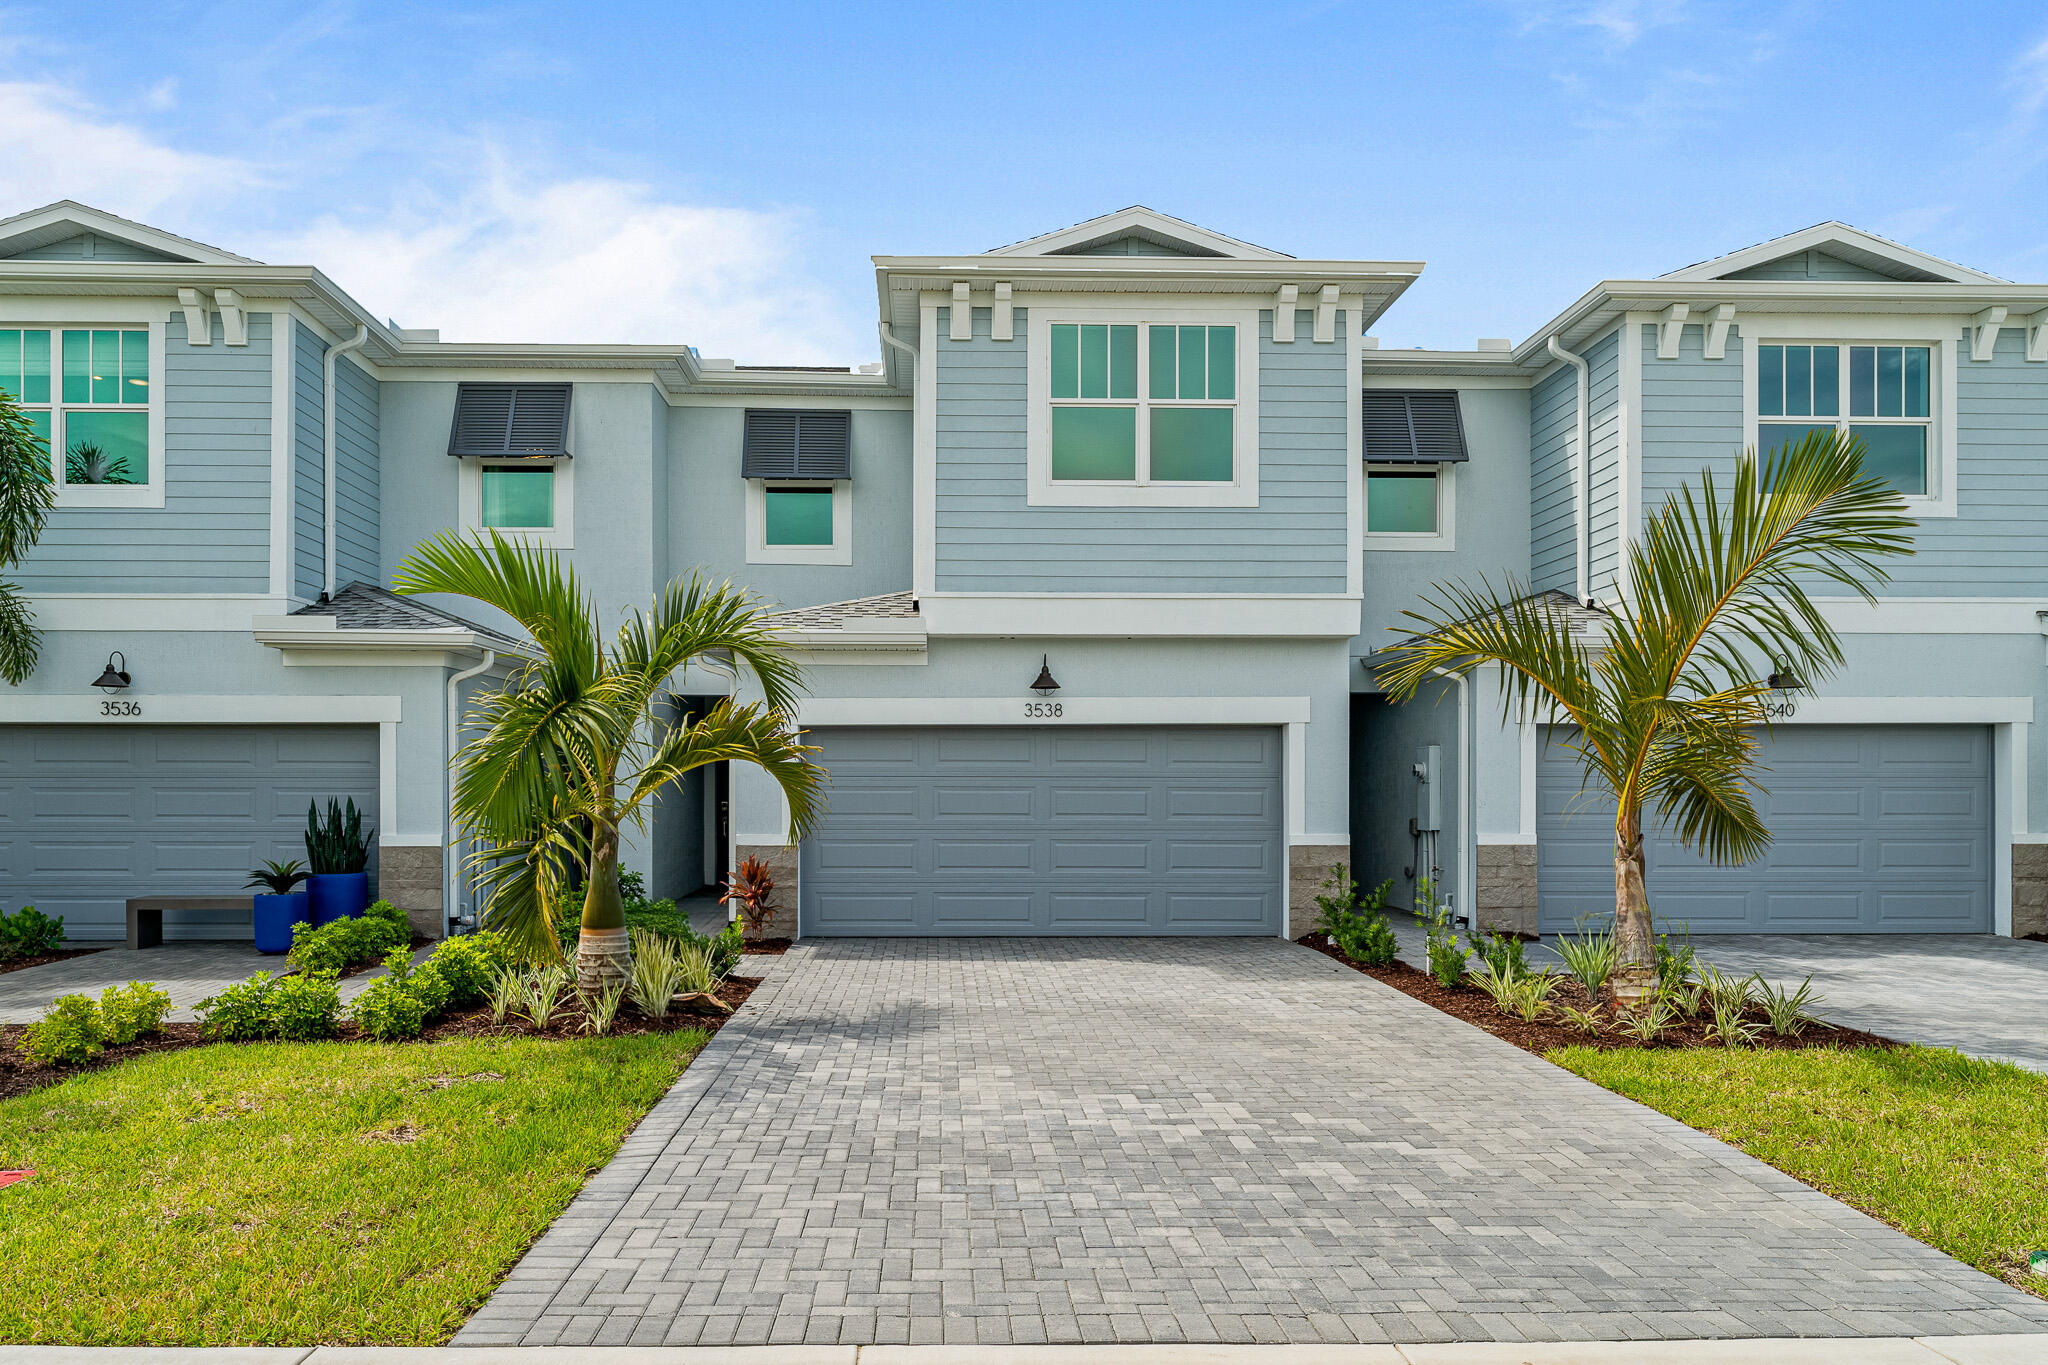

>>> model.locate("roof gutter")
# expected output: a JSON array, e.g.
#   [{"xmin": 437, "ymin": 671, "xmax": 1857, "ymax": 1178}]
[
  {"xmin": 1547, "ymin": 336, "xmax": 1592, "ymax": 605},
  {"xmin": 322, "ymin": 325, "xmax": 369, "ymax": 599}
]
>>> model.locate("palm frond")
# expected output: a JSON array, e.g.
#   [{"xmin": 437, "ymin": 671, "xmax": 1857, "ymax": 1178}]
[
  {"xmin": 621, "ymin": 699, "xmax": 827, "ymax": 840},
  {"xmin": 0, "ymin": 579, "xmax": 40, "ymax": 686},
  {"xmin": 392, "ymin": 531, "xmax": 600, "ymax": 689},
  {"xmin": 615, "ymin": 574, "xmax": 808, "ymax": 714}
]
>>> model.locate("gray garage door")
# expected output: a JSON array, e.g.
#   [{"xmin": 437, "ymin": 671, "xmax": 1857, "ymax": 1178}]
[
  {"xmin": 0, "ymin": 725, "xmax": 379, "ymax": 941},
  {"xmin": 800, "ymin": 726, "xmax": 1283, "ymax": 936},
  {"xmin": 1537, "ymin": 724, "xmax": 1992, "ymax": 934}
]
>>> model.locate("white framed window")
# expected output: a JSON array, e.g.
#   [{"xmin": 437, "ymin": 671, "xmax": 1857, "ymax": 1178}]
[
  {"xmin": 1026, "ymin": 304, "xmax": 1260, "ymax": 507},
  {"xmin": 747, "ymin": 478, "xmax": 852, "ymax": 565},
  {"xmin": 458, "ymin": 458, "xmax": 573, "ymax": 547},
  {"xmin": 1743, "ymin": 320, "xmax": 1958, "ymax": 517},
  {"xmin": 1363, "ymin": 463, "xmax": 1457, "ymax": 550},
  {"xmin": 0, "ymin": 323, "xmax": 166, "ymax": 508}
]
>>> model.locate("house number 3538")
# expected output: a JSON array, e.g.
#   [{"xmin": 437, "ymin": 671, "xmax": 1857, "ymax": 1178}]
[
  {"xmin": 100, "ymin": 699, "xmax": 142, "ymax": 717},
  {"xmin": 1023, "ymin": 702, "xmax": 1062, "ymax": 719}
]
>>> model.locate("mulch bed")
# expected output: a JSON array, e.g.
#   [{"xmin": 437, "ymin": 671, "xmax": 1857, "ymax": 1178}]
[
  {"xmin": 1298, "ymin": 933, "xmax": 1899, "ymax": 1055},
  {"xmin": 742, "ymin": 938, "xmax": 793, "ymax": 955},
  {"xmin": 0, "ymin": 947, "xmax": 111, "ymax": 978},
  {"xmin": 0, "ymin": 975, "xmax": 761, "ymax": 1103}
]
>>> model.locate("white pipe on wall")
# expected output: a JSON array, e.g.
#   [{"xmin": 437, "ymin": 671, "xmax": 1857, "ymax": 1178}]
[
  {"xmin": 1547, "ymin": 335, "xmax": 1592, "ymax": 605},
  {"xmin": 322, "ymin": 324, "xmax": 370, "ymax": 598}
]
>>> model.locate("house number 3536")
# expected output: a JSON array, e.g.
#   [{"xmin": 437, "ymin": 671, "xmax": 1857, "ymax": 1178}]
[
  {"xmin": 100, "ymin": 699, "xmax": 141, "ymax": 717},
  {"xmin": 1023, "ymin": 702, "xmax": 1062, "ymax": 719}
]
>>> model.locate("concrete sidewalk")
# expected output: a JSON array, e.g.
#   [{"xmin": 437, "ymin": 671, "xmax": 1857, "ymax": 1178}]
[{"xmin": 2, "ymin": 1334, "xmax": 2045, "ymax": 1361}]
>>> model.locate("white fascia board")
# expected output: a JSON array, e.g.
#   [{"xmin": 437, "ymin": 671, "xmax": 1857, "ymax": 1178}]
[
  {"xmin": 791, "ymin": 695, "xmax": 1312, "ymax": 727},
  {"xmin": 1510, "ymin": 280, "xmax": 2048, "ymax": 368},
  {"xmin": 3, "ymin": 694, "xmax": 402, "ymax": 724},
  {"xmin": 983, "ymin": 207, "xmax": 1296, "ymax": 260},
  {"xmin": 253, "ymin": 622, "xmax": 507, "ymax": 653},
  {"xmin": 918, "ymin": 595, "xmax": 1362, "ymax": 638},
  {"xmin": 0, "ymin": 201, "xmax": 257, "ymax": 264}
]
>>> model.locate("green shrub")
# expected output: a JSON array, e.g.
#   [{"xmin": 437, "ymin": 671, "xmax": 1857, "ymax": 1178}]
[
  {"xmin": 197, "ymin": 974, "xmax": 281, "ymax": 1041},
  {"xmin": 1420, "ymin": 879, "xmax": 1467, "ymax": 988},
  {"xmin": 1470, "ymin": 930, "xmax": 1526, "ymax": 978},
  {"xmin": 425, "ymin": 931, "xmax": 512, "ymax": 1008},
  {"xmin": 288, "ymin": 899, "xmax": 410, "ymax": 975},
  {"xmin": 1332, "ymin": 910, "xmax": 1398, "ymax": 967},
  {"xmin": 0, "ymin": 904, "xmax": 65, "ymax": 961},
  {"xmin": 1556, "ymin": 919, "xmax": 1616, "ymax": 999},
  {"xmin": 98, "ymin": 981, "xmax": 171, "ymax": 1045},
  {"xmin": 267, "ymin": 971, "xmax": 342, "ymax": 1041},
  {"xmin": 347, "ymin": 948, "xmax": 450, "ymax": 1042},
  {"xmin": 16, "ymin": 993, "xmax": 103, "ymax": 1065}
]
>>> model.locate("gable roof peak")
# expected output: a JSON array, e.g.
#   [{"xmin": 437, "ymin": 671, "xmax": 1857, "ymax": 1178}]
[
  {"xmin": 0, "ymin": 200, "xmax": 258, "ymax": 265},
  {"xmin": 1659, "ymin": 220, "xmax": 2003, "ymax": 285},
  {"xmin": 986, "ymin": 206, "xmax": 1292, "ymax": 260}
]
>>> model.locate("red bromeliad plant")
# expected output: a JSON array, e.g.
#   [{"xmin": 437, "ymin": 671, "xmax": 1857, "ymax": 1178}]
[{"xmin": 721, "ymin": 856, "xmax": 779, "ymax": 936}]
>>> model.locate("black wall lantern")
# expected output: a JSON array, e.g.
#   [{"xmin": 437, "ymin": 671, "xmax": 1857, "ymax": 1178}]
[
  {"xmin": 1763, "ymin": 664, "xmax": 1801, "ymax": 719},
  {"xmin": 1029, "ymin": 654, "xmax": 1060, "ymax": 696},
  {"xmin": 92, "ymin": 651, "xmax": 131, "ymax": 694}
]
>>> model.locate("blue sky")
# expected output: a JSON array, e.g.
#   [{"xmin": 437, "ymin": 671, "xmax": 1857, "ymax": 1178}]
[{"xmin": 6, "ymin": 1, "xmax": 2046, "ymax": 361}]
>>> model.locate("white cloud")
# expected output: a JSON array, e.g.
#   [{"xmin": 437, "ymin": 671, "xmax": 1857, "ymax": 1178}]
[
  {"xmin": 0, "ymin": 80, "xmax": 253, "ymax": 219},
  {"xmin": 261, "ymin": 164, "xmax": 866, "ymax": 363}
]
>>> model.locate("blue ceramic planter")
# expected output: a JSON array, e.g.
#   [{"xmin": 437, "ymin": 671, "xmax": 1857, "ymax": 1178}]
[
  {"xmin": 252, "ymin": 891, "xmax": 311, "ymax": 954},
  {"xmin": 307, "ymin": 872, "xmax": 370, "ymax": 926}
]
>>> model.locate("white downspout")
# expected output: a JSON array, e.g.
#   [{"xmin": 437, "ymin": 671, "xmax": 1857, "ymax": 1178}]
[
  {"xmin": 444, "ymin": 648, "xmax": 495, "ymax": 932},
  {"xmin": 879, "ymin": 322, "xmax": 918, "ymax": 366},
  {"xmin": 1547, "ymin": 335, "xmax": 1591, "ymax": 605},
  {"xmin": 322, "ymin": 324, "xmax": 370, "ymax": 598}
]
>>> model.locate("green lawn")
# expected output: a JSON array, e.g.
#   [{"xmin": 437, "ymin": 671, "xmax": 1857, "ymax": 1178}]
[
  {"xmin": 1551, "ymin": 1044, "xmax": 2048, "ymax": 1299},
  {"xmin": 0, "ymin": 1030, "xmax": 709, "ymax": 1345}
]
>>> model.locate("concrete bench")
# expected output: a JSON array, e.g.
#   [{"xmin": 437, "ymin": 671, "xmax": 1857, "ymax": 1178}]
[{"xmin": 125, "ymin": 896, "xmax": 254, "ymax": 950}]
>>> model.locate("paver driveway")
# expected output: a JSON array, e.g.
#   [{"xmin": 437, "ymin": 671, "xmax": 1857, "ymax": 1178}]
[{"xmin": 461, "ymin": 939, "xmax": 2048, "ymax": 1348}]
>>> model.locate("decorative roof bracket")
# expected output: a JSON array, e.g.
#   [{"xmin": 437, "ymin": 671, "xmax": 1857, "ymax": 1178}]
[
  {"xmin": 1972, "ymin": 305, "xmax": 2008, "ymax": 362},
  {"xmin": 214, "ymin": 288, "xmax": 248, "ymax": 346},
  {"xmin": 1656, "ymin": 303, "xmax": 1690, "ymax": 359},
  {"xmin": 2028, "ymin": 311, "xmax": 2048, "ymax": 363},
  {"xmin": 1273, "ymin": 284, "xmax": 1299, "ymax": 343},
  {"xmin": 176, "ymin": 287, "xmax": 211, "ymax": 345},
  {"xmin": 992, "ymin": 282, "xmax": 1013, "ymax": 342},
  {"xmin": 1704, "ymin": 304, "xmax": 1736, "ymax": 361},
  {"xmin": 1313, "ymin": 285, "xmax": 1340, "ymax": 343},
  {"xmin": 950, "ymin": 282, "xmax": 972, "ymax": 342}
]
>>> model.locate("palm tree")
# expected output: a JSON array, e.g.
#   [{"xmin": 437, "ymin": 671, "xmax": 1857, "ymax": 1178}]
[
  {"xmin": 1377, "ymin": 430, "xmax": 1914, "ymax": 995},
  {"xmin": 0, "ymin": 387, "xmax": 57, "ymax": 684},
  {"xmin": 394, "ymin": 531, "xmax": 825, "ymax": 988}
]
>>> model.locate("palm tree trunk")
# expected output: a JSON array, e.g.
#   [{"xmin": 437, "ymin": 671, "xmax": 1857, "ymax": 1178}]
[
  {"xmin": 1612, "ymin": 809, "xmax": 1656, "ymax": 1001},
  {"xmin": 577, "ymin": 819, "xmax": 632, "ymax": 993}
]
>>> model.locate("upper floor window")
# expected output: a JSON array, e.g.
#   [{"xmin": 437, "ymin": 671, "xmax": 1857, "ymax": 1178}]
[
  {"xmin": 1, "ymin": 326, "xmax": 161, "ymax": 508},
  {"xmin": 743, "ymin": 408, "xmax": 853, "ymax": 565},
  {"xmin": 1361, "ymin": 389, "xmax": 1465, "ymax": 550},
  {"xmin": 451, "ymin": 381, "xmax": 574, "ymax": 546},
  {"xmin": 1757, "ymin": 343, "xmax": 1932, "ymax": 496},
  {"xmin": 480, "ymin": 464, "xmax": 555, "ymax": 529},
  {"xmin": 1048, "ymin": 322, "xmax": 1236, "ymax": 484},
  {"xmin": 1026, "ymin": 307, "xmax": 1260, "ymax": 508}
]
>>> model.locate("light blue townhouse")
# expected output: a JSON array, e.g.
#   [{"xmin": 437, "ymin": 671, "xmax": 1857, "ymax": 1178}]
[{"xmin": 1, "ymin": 202, "xmax": 2043, "ymax": 946}]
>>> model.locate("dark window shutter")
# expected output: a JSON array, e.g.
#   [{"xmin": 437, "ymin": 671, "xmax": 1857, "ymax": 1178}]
[
  {"xmin": 1362, "ymin": 391, "xmax": 1468, "ymax": 463},
  {"xmin": 743, "ymin": 409, "xmax": 852, "ymax": 480},
  {"xmin": 448, "ymin": 383, "xmax": 572, "ymax": 457}
]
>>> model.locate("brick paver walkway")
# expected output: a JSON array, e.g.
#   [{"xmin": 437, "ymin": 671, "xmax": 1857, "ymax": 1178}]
[{"xmin": 459, "ymin": 939, "xmax": 2048, "ymax": 1348}]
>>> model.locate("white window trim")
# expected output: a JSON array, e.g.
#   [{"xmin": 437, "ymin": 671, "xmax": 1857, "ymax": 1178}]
[
  {"xmin": 1741, "ymin": 317, "xmax": 1959, "ymax": 518},
  {"xmin": 458, "ymin": 457, "xmax": 574, "ymax": 548},
  {"xmin": 746, "ymin": 478, "xmax": 852, "ymax": 565},
  {"xmin": 1025, "ymin": 303, "xmax": 1261, "ymax": 508},
  {"xmin": 15, "ymin": 321, "xmax": 169, "ymax": 510},
  {"xmin": 1363, "ymin": 462, "xmax": 1457, "ymax": 551}
]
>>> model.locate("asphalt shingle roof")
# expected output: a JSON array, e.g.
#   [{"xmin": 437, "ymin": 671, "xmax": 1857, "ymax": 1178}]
[{"xmin": 291, "ymin": 582, "xmax": 527, "ymax": 651}]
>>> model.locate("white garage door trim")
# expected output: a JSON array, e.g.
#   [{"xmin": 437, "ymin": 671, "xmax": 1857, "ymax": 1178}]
[
  {"xmin": 745, "ymin": 696, "xmax": 1315, "ymax": 940},
  {"xmin": 1514, "ymin": 697, "xmax": 2032, "ymax": 935}
]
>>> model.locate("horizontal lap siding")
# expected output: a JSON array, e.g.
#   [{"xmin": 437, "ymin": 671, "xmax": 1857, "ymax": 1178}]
[
  {"xmin": 333, "ymin": 355, "xmax": 380, "ymax": 588},
  {"xmin": 1640, "ymin": 322, "xmax": 1743, "ymax": 512},
  {"xmin": 1723, "ymin": 250, "xmax": 1901, "ymax": 283},
  {"xmin": 933, "ymin": 306, "xmax": 1349, "ymax": 593},
  {"xmin": 19, "ymin": 311, "xmax": 272, "ymax": 593},
  {"xmin": 1584, "ymin": 328, "xmax": 1622, "ymax": 598},
  {"xmin": 1914, "ymin": 327, "xmax": 2048, "ymax": 593},
  {"xmin": 1528, "ymin": 362, "xmax": 1576, "ymax": 593},
  {"xmin": 294, "ymin": 323, "xmax": 326, "ymax": 599},
  {"xmin": 1641, "ymin": 323, "xmax": 2048, "ymax": 595}
]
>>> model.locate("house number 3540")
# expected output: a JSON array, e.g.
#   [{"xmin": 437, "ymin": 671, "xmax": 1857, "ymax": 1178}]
[
  {"xmin": 1023, "ymin": 702, "xmax": 1062, "ymax": 719},
  {"xmin": 100, "ymin": 700, "xmax": 142, "ymax": 717}
]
